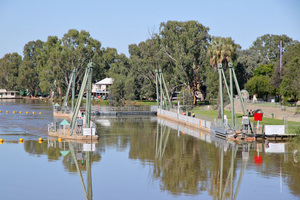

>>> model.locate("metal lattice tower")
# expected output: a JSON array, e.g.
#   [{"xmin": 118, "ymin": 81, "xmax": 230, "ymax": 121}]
[{"xmin": 155, "ymin": 69, "xmax": 173, "ymax": 110}]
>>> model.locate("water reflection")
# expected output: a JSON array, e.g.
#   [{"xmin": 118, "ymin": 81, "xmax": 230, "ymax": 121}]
[
  {"xmin": 24, "ymin": 140, "xmax": 96, "ymax": 200},
  {"xmin": 153, "ymin": 119, "xmax": 239, "ymax": 197},
  {"xmin": 69, "ymin": 142, "xmax": 93, "ymax": 200},
  {"xmin": 2, "ymin": 108, "xmax": 300, "ymax": 199},
  {"xmin": 153, "ymin": 118, "xmax": 300, "ymax": 199},
  {"xmin": 7, "ymin": 117, "xmax": 300, "ymax": 199},
  {"xmin": 155, "ymin": 124, "xmax": 171, "ymax": 160}
]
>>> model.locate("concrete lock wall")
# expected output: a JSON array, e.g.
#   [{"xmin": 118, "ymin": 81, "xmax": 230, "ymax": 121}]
[
  {"xmin": 157, "ymin": 118, "xmax": 212, "ymax": 144},
  {"xmin": 157, "ymin": 108, "xmax": 211, "ymax": 131}
]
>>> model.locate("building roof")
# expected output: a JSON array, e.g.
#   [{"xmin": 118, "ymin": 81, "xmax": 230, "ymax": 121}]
[
  {"xmin": 0, "ymin": 89, "xmax": 18, "ymax": 92},
  {"xmin": 95, "ymin": 78, "xmax": 113, "ymax": 85},
  {"xmin": 59, "ymin": 119, "xmax": 70, "ymax": 126}
]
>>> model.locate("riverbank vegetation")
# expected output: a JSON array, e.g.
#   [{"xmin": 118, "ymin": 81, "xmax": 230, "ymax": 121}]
[{"xmin": 0, "ymin": 21, "xmax": 299, "ymax": 106}]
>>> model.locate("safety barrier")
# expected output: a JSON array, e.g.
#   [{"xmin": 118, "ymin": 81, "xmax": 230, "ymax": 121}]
[{"xmin": 0, "ymin": 110, "xmax": 42, "ymax": 114}]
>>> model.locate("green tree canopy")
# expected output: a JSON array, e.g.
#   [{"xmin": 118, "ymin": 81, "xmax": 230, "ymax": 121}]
[
  {"xmin": 108, "ymin": 52, "xmax": 131, "ymax": 105},
  {"xmin": 0, "ymin": 52, "xmax": 22, "ymax": 90},
  {"xmin": 280, "ymin": 43, "xmax": 300, "ymax": 101},
  {"xmin": 207, "ymin": 36, "xmax": 240, "ymax": 71},
  {"xmin": 128, "ymin": 36, "xmax": 172, "ymax": 100},
  {"xmin": 235, "ymin": 49, "xmax": 268, "ymax": 89},
  {"xmin": 37, "ymin": 29, "xmax": 103, "ymax": 96},
  {"xmin": 245, "ymin": 76, "xmax": 275, "ymax": 101},
  {"xmin": 19, "ymin": 40, "xmax": 44, "ymax": 96},
  {"xmin": 58, "ymin": 29, "xmax": 102, "ymax": 92},
  {"xmin": 244, "ymin": 64, "xmax": 277, "ymax": 100},
  {"xmin": 253, "ymin": 64, "xmax": 274, "ymax": 77},
  {"xmin": 38, "ymin": 36, "xmax": 61, "ymax": 95},
  {"xmin": 250, "ymin": 34, "xmax": 298, "ymax": 63},
  {"xmin": 159, "ymin": 20, "xmax": 211, "ymax": 104}
]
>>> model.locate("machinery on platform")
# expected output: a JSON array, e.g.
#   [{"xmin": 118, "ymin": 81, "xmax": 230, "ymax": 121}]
[{"xmin": 48, "ymin": 61, "xmax": 98, "ymax": 141}]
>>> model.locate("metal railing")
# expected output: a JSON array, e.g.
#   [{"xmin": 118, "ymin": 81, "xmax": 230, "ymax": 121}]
[{"xmin": 93, "ymin": 105, "xmax": 155, "ymax": 112}]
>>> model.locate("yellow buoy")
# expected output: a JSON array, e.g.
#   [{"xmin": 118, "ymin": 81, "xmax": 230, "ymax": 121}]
[
  {"xmin": 39, "ymin": 112, "xmax": 41, "ymax": 114},
  {"xmin": 26, "ymin": 111, "xmax": 29, "ymax": 114},
  {"xmin": 58, "ymin": 138, "xmax": 62, "ymax": 142},
  {"xmin": 32, "ymin": 112, "xmax": 35, "ymax": 114},
  {"xmin": 19, "ymin": 138, "xmax": 23, "ymax": 142},
  {"xmin": 13, "ymin": 111, "xmax": 15, "ymax": 114},
  {"xmin": 38, "ymin": 137, "xmax": 43, "ymax": 141},
  {"xmin": 19, "ymin": 111, "xmax": 22, "ymax": 114},
  {"xmin": 0, "ymin": 138, "xmax": 3, "ymax": 142},
  {"xmin": 0, "ymin": 111, "xmax": 2, "ymax": 113},
  {"xmin": 6, "ymin": 111, "xmax": 8, "ymax": 113},
  {"xmin": 39, "ymin": 140, "xmax": 43, "ymax": 144}
]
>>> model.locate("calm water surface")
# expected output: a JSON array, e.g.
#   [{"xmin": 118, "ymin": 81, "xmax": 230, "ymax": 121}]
[{"xmin": 0, "ymin": 100, "xmax": 300, "ymax": 200}]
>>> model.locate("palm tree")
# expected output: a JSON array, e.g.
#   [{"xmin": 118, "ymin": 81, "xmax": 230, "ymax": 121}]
[{"xmin": 207, "ymin": 37, "xmax": 239, "ymax": 118}]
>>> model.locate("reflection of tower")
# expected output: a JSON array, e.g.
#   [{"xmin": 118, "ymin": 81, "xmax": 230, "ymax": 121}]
[
  {"xmin": 70, "ymin": 142, "xmax": 94, "ymax": 200},
  {"xmin": 214, "ymin": 143, "xmax": 248, "ymax": 200},
  {"xmin": 155, "ymin": 122, "xmax": 171, "ymax": 160},
  {"xmin": 86, "ymin": 151, "xmax": 92, "ymax": 200}
]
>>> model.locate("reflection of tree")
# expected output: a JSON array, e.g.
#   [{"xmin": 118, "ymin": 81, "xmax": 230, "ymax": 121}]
[
  {"xmin": 96, "ymin": 117, "xmax": 156, "ymax": 155},
  {"xmin": 124, "ymin": 120, "xmax": 248, "ymax": 198},
  {"xmin": 28, "ymin": 116, "xmax": 300, "ymax": 198},
  {"xmin": 209, "ymin": 144, "xmax": 236, "ymax": 200},
  {"xmin": 24, "ymin": 140, "xmax": 61, "ymax": 160},
  {"xmin": 261, "ymin": 144, "xmax": 300, "ymax": 198},
  {"xmin": 127, "ymin": 121, "xmax": 237, "ymax": 196},
  {"xmin": 93, "ymin": 117, "xmax": 300, "ymax": 198},
  {"xmin": 69, "ymin": 142, "xmax": 93, "ymax": 200},
  {"xmin": 23, "ymin": 140, "xmax": 101, "ymax": 173}
]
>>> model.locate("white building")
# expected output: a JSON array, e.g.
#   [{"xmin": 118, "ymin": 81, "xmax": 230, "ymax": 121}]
[
  {"xmin": 92, "ymin": 78, "xmax": 114, "ymax": 99},
  {"xmin": 0, "ymin": 89, "xmax": 22, "ymax": 99}
]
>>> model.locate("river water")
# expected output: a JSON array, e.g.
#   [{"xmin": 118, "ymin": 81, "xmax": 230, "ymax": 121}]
[{"xmin": 0, "ymin": 99, "xmax": 300, "ymax": 200}]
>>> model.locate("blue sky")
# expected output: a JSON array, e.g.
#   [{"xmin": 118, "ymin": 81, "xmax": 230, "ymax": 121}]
[{"xmin": 0, "ymin": 0, "xmax": 299, "ymax": 58}]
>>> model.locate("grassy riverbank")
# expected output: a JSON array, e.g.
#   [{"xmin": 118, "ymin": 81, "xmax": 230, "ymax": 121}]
[{"xmin": 192, "ymin": 109, "xmax": 300, "ymax": 126}]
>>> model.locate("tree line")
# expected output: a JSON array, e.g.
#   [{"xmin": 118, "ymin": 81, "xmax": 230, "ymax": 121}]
[{"xmin": 0, "ymin": 21, "xmax": 299, "ymax": 105}]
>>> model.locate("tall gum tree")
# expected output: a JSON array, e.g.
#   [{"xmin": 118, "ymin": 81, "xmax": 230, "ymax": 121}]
[
  {"xmin": 280, "ymin": 43, "xmax": 300, "ymax": 101},
  {"xmin": 0, "ymin": 53, "xmax": 22, "ymax": 90},
  {"xmin": 159, "ymin": 21, "xmax": 210, "ymax": 105},
  {"xmin": 58, "ymin": 29, "xmax": 101, "ymax": 91},
  {"xmin": 38, "ymin": 36, "xmax": 61, "ymax": 96},
  {"xmin": 128, "ymin": 35, "xmax": 172, "ymax": 100},
  {"xmin": 250, "ymin": 34, "xmax": 297, "ymax": 63},
  {"xmin": 39, "ymin": 29, "xmax": 102, "ymax": 97},
  {"xmin": 19, "ymin": 40, "xmax": 44, "ymax": 96}
]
